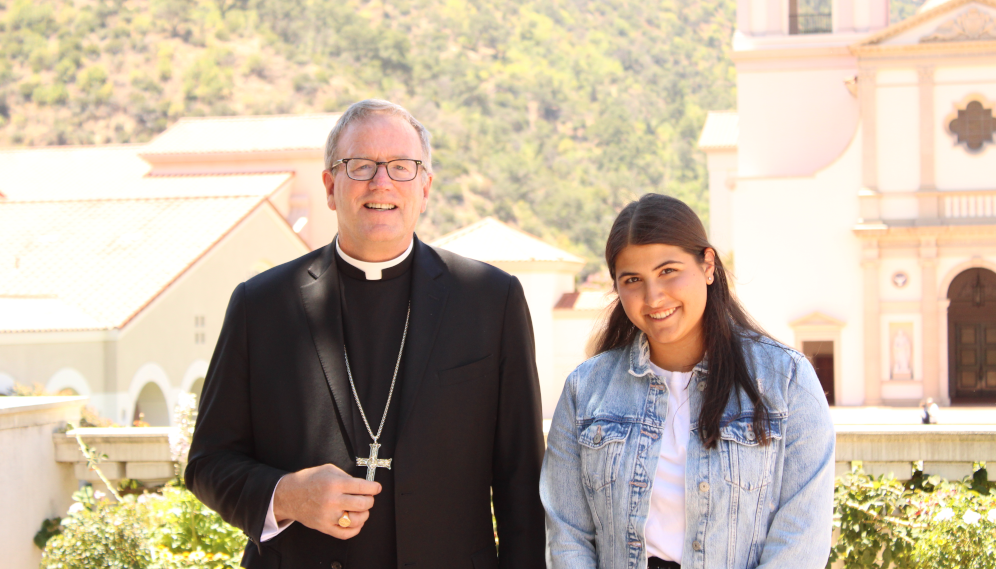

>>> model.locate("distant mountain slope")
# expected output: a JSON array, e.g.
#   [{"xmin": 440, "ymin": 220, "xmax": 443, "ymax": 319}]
[{"xmin": 0, "ymin": 0, "xmax": 737, "ymax": 269}]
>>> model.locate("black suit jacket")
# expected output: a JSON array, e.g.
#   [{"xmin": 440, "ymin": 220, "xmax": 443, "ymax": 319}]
[{"xmin": 185, "ymin": 237, "xmax": 546, "ymax": 569}]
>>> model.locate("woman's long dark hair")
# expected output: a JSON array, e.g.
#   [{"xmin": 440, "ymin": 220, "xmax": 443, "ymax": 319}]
[{"xmin": 594, "ymin": 193, "xmax": 770, "ymax": 449}]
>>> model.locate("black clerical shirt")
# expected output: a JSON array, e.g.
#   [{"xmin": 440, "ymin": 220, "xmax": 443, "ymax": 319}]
[{"xmin": 335, "ymin": 246, "xmax": 414, "ymax": 568}]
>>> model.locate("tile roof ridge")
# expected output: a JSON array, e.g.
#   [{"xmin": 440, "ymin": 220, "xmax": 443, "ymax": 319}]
[
  {"xmin": 142, "ymin": 170, "xmax": 295, "ymax": 178},
  {"xmin": 0, "ymin": 195, "xmax": 265, "ymax": 205},
  {"xmin": 140, "ymin": 147, "xmax": 323, "ymax": 155},
  {"xmin": 171, "ymin": 112, "xmax": 341, "ymax": 123},
  {"xmin": 0, "ymin": 142, "xmax": 147, "ymax": 153},
  {"xmin": 114, "ymin": 198, "xmax": 272, "ymax": 329}
]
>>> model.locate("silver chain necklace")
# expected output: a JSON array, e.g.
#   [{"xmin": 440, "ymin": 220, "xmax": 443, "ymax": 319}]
[{"xmin": 343, "ymin": 302, "xmax": 410, "ymax": 481}]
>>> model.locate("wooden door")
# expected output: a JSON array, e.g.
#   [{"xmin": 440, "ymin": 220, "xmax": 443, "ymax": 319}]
[
  {"xmin": 952, "ymin": 323, "xmax": 996, "ymax": 400},
  {"xmin": 948, "ymin": 269, "xmax": 996, "ymax": 404},
  {"xmin": 813, "ymin": 354, "xmax": 835, "ymax": 405}
]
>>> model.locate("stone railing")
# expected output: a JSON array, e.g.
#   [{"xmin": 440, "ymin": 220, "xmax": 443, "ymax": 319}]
[
  {"xmin": 54, "ymin": 427, "xmax": 178, "ymax": 493},
  {"xmin": 941, "ymin": 190, "xmax": 996, "ymax": 219},
  {"xmin": 834, "ymin": 424, "xmax": 996, "ymax": 480}
]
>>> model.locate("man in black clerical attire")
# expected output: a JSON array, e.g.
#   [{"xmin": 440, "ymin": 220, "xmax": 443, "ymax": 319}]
[{"xmin": 186, "ymin": 99, "xmax": 546, "ymax": 569}]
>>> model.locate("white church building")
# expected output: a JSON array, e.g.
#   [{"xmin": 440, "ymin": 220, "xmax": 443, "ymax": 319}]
[{"xmin": 701, "ymin": 0, "xmax": 996, "ymax": 407}]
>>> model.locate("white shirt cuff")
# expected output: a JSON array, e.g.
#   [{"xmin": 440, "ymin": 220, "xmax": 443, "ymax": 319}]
[{"xmin": 261, "ymin": 475, "xmax": 294, "ymax": 541}]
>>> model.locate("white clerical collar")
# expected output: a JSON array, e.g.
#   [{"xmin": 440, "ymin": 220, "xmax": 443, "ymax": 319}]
[{"xmin": 335, "ymin": 237, "xmax": 414, "ymax": 280}]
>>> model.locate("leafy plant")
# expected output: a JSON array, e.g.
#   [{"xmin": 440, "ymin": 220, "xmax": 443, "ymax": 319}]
[{"xmin": 829, "ymin": 467, "xmax": 996, "ymax": 569}]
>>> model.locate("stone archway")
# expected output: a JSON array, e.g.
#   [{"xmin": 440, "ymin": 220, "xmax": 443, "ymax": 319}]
[
  {"xmin": 948, "ymin": 268, "xmax": 996, "ymax": 404},
  {"xmin": 134, "ymin": 382, "xmax": 170, "ymax": 426}
]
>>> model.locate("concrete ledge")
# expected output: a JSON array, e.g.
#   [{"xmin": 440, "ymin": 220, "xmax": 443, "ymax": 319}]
[
  {"xmin": 55, "ymin": 427, "xmax": 177, "ymax": 484},
  {"xmin": 0, "ymin": 396, "xmax": 87, "ymax": 431},
  {"xmin": 126, "ymin": 461, "xmax": 176, "ymax": 480},
  {"xmin": 835, "ymin": 424, "xmax": 996, "ymax": 462},
  {"xmin": 55, "ymin": 427, "xmax": 175, "ymax": 463},
  {"xmin": 75, "ymin": 461, "xmax": 124, "ymax": 481}
]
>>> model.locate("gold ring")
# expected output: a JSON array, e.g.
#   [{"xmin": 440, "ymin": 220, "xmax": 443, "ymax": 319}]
[{"xmin": 337, "ymin": 511, "xmax": 351, "ymax": 528}]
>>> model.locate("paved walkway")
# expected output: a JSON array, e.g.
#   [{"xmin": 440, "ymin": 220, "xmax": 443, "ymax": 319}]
[{"xmin": 830, "ymin": 406, "xmax": 996, "ymax": 425}]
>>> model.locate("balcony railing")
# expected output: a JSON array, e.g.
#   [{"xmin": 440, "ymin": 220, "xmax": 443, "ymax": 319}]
[
  {"xmin": 943, "ymin": 191, "xmax": 996, "ymax": 219},
  {"xmin": 789, "ymin": 13, "xmax": 832, "ymax": 34}
]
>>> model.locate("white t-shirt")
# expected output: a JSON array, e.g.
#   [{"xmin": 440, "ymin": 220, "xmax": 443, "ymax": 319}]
[{"xmin": 644, "ymin": 364, "xmax": 693, "ymax": 562}]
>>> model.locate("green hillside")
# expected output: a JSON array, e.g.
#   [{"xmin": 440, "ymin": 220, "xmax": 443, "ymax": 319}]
[{"xmin": 0, "ymin": 0, "xmax": 737, "ymax": 270}]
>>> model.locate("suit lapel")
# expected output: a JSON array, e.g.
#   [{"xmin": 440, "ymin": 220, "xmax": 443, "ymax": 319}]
[
  {"xmin": 300, "ymin": 243, "xmax": 357, "ymax": 456},
  {"xmin": 397, "ymin": 238, "xmax": 449, "ymax": 436}
]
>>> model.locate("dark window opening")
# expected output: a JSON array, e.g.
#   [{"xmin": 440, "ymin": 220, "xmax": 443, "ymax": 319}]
[
  {"xmin": 803, "ymin": 341, "xmax": 835, "ymax": 405},
  {"xmin": 789, "ymin": 0, "xmax": 833, "ymax": 34}
]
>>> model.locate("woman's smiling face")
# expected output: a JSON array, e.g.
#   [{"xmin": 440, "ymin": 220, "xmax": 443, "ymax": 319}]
[{"xmin": 614, "ymin": 243, "xmax": 715, "ymax": 370}]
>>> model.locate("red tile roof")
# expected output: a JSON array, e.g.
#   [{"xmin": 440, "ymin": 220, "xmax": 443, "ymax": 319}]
[{"xmin": 0, "ymin": 196, "xmax": 269, "ymax": 332}]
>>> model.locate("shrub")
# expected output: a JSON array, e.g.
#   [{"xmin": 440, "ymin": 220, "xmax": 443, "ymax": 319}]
[
  {"xmin": 830, "ymin": 468, "xmax": 996, "ymax": 569},
  {"xmin": 32, "ymin": 82, "xmax": 69, "ymax": 105},
  {"xmin": 41, "ymin": 487, "xmax": 153, "ymax": 569},
  {"xmin": 183, "ymin": 51, "xmax": 233, "ymax": 104}
]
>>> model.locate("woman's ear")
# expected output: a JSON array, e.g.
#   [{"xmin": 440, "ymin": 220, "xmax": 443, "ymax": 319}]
[{"xmin": 703, "ymin": 248, "xmax": 717, "ymax": 284}]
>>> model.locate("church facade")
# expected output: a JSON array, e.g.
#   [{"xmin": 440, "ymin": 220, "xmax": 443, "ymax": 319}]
[{"xmin": 701, "ymin": 0, "xmax": 996, "ymax": 406}]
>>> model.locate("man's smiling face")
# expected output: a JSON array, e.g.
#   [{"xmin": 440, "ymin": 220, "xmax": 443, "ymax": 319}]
[{"xmin": 323, "ymin": 113, "xmax": 432, "ymax": 262}]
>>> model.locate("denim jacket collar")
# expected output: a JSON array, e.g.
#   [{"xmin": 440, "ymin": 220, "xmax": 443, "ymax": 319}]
[{"xmin": 627, "ymin": 332, "xmax": 708, "ymax": 380}]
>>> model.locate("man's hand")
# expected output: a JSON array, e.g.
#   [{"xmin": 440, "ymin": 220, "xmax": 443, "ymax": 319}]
[{"xmin": 273, "ymin": 463, "xmax": 381, "ymax": 539}]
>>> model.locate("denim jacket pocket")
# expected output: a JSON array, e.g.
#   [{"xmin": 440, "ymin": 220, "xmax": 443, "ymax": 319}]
[
  {"xmin": 719, "ymin": 416, "xmax": 784, "ymax": 491},
  {"xmin": 578, "ymin": 420, "xmax": 631, "ymax": 491}
]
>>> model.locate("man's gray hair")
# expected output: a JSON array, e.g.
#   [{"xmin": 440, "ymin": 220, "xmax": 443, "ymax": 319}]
[{"xmin": 324, "ymin": 99, "xmax": 432, "ymax": 177}]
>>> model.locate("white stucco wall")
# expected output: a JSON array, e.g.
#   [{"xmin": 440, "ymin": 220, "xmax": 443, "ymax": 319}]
[
  {"xmin": 110, "ymin": 204, "xmax": 310, "ymax": 424},
  {"xmin": 934, "ymin": 69, "xmax": 996, "ymax": 192},
  {"xmin": 506, "ymin": 270, "xmax": 577, "ymax": 419},
  {"xmin": 707, "ymin": 151, "xmax": 738, "ymax": 257},
  {"xmin": 732, "ymin": 126, "xmax": 865, "ymax": 405},
  {"xmin": 0, "ymin": 397, "xmax": 85, "ymax": 569}
]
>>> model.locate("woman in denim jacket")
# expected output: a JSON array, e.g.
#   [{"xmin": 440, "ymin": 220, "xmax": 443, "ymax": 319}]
[{"xmin": 541, "ymin": 194, "xmax": 834, "ymax": 569}]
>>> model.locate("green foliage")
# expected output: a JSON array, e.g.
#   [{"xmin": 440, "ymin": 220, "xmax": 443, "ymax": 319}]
[
  {"xmin": 830, "ymin": 468, "xmax": 996, "ymax": 569},
  {"xmin": 890, "ymin": 0, "xmax": 926, "ymax": 25},
  {"xmin": 41, "ymin": 492, "xmax": 154, "ymax": 569},
  {"xmin": 148, "ymin": 483, "xmax": 247, "ymax": 567},
  {"xmin": 40, "ymin": 482, "xmax": 247, "ymax": 569},
  {"xmin": 34, "ymin": 517, "xmax": 62, "ymax": 549},
  {"xmin": 183, "ymin": 48, "xmax": 232, "ymax": 103},
  {"xmin": 32, "ymin": 81, "xmax": 68, "ymax": 105}
]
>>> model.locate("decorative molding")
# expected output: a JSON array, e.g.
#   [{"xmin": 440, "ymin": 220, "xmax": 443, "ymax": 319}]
[
  {"xmin": 853, "ymin": 0, "xmax": 996, "ymax": 47},
  {"xmin": 921, "ymin": 7, "xmax": 996, "ymax": 43},
  {"xmin": 790, "ymin": 311, "xmax": 846, "ymax": 329}
]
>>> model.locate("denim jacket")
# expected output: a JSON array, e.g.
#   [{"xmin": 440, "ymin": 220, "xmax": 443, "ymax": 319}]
[{"xmin": 540, "ymin": 333, "xmax": 835, "ymax": 569}]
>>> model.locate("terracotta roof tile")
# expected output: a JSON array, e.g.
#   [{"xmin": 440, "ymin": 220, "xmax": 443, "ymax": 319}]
[
  {"xmin": 555, "ymin": 290, "xmax": 616, "ymax": 311},
  {"xmin": 0, "ymin": 196, "xmax": 267, "ymax": 332},
  {"xmin": 141, "ymin": 114, "xmax": 341, "ymax": 156},
  {"xmin": 0, "ymin": 145, "xmax": 293, "ymax": 201},
  {"xmin": 0, "ymin": 145, "xmax": 152, "ymax": 201},
  {"xmin": 698, "ymin": 111, "xmax": 739, "ymax": 151},
  {"xmin": 431, "ymin": 218, "xmax": 586, "ymax": 265}
]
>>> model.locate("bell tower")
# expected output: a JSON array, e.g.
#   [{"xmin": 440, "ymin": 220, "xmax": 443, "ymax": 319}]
[{"xmin": 736, "ymin": 0, "xmax": 890, "ymax": 39}]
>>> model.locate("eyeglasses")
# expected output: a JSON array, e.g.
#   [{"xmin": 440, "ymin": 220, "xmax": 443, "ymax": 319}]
[{"xmin": 331, "ymin": 158, "xmax": 423, "ymax": 182}]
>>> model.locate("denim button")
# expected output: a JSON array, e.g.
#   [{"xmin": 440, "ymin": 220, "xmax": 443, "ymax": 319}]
[
  {"xmin": 697, "ymin": 382, "xmax": 707, "ymax": 392},
  {"xmin": 692, "ymin": 540, "xmax": 702, "ymax": 551},
  {"xmin": 699, "ymin": 481, "xmax": 710, "ymax": 492},
  {"xmin": 593, "ymin": 427, "xmax": 602, "ymax": 444},
  {"xmin": 746, "ymin": 431, "xmax": 756, "ymax": 441}
]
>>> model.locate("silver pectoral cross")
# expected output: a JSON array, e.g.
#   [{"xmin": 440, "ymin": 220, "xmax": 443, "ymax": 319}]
[{"xmin": 356, "ymin": 443, "xmax": 392, "ymax": 481}]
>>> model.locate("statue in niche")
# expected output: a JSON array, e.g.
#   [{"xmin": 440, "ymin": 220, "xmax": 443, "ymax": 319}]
[{"xmin": 892, "ymin": 328, "xmax": 913, "ymax": 380}]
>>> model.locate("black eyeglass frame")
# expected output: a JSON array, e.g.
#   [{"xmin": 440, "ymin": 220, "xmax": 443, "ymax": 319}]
[{"xmin": 330, "ymin": 158, "xmax": 424, "ymax": 182}]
